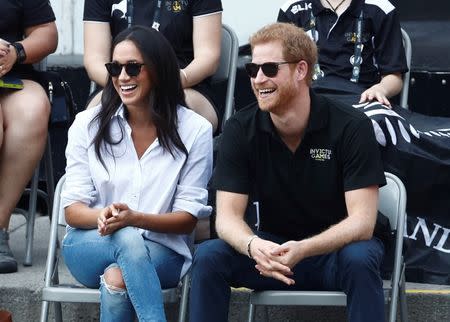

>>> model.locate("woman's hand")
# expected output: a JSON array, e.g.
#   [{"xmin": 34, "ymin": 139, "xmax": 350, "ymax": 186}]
[{"xmin": 98, "ymin": 203, "xmax": 140, "ymax": 236}]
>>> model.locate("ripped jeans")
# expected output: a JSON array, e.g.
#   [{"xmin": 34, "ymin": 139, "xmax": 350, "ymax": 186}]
[{"xmin": 62, "ymin": 227, "xmax": 184, "ymax": 322}]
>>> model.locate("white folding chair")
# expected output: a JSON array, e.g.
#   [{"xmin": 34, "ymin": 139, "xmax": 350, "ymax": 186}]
[
  {"xmin": 247, "ymin": 172, "xmax": 409, "ymax": 322},
  {"xmin": 400, "ymin": 28, "xmax": 412, "ymax": 109},
  {"xmin": 14, "ymin": 58, "xmax": 55, "ymax": 266},
  {"xmin": 40, "ymin": 175, "xmax": 189, "ymax": 322}
]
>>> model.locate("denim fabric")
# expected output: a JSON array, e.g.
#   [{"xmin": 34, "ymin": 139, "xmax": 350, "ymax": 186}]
[
  {"xmin": 189, "ymin": 231, "xmax": 385, "ymax": 322},
  {"xmin": 62, "ymin": 227, "xmax": 184, "ymax": 322}
]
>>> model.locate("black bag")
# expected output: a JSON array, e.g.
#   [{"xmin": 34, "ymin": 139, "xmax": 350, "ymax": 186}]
[{"xmin": 36, "ymin": 71, "xmax": 76, "ymax": 126}]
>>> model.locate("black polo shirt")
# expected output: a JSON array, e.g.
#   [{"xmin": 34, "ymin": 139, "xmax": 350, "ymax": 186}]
[
  {"xmin": 212, "ymin": 91, "xmax": 386, "ymax": 240},
  {"xmin": 278, "ymin": 0, "xmax": 408, "ymax": 89}
]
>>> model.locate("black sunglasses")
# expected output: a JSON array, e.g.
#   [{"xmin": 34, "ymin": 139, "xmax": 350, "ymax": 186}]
[
  {"xmin": 245, "ymin": 61, "xmax": 299, "ymax": 78},
  {"xmin": 105, "ymin": 62, "xmax": 145, "ymax": 77}
]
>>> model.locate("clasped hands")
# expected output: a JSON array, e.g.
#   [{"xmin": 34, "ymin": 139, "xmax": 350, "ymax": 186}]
[
  {"xmin": 250, "ymin": 238, "xmax": 304, "ymax": 286},
  {"xmin": 97, "ymin": 203, "xmax": 137, "ymax": 236}
]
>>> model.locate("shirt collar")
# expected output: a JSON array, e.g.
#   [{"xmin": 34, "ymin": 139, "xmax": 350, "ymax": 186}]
[
  {"xmin": 258, "ymin": 89, "xmax": 329, "ymax": 136},
  {"xmin": 112, "ymin": 103, "xmax": 126, "ymax": 120},
  {"xmin": 348, "ymin": 0, "xmax": 364, "ymax": 18},
  {"xmin": 311, "ymin": 0, "xmax": 364, "ymax": 18}
]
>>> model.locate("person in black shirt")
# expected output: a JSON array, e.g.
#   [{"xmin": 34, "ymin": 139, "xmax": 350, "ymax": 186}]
[
  {"xmin": 83, "ymin": 0, "xmax": 223, "ymax": 133},
  {"xmin": 0, "ymin": 0, "xmax": 57, "ymax": 274},
  {"xmin": 278, "ymin": 0, "xmax": 408, "ymax": 107},
  {"xmin": 189, "ymin": 22, "xmax": 386, "ymax": 322}
]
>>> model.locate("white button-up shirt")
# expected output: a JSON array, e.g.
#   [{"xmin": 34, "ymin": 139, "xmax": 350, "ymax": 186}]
[{"xmin": 61, "ymin": 104, "xmax": 213, "ymax": 276}]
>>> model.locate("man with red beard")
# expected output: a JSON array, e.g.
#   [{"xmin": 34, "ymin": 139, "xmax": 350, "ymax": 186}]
[{"xmin": 189, "ymin": 22, "xmax": 387, "ymax": 322}]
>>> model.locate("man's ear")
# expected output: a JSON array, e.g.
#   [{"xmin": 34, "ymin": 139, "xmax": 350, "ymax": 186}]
[{"xmin": 296, "ymin": 61, "xmax": 308, "ymax": 81}]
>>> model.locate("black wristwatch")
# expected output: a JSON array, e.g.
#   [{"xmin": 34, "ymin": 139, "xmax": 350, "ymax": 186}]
[{"xmin": 11, "ymin": 42, "xmax": 26, "ymax": 64}]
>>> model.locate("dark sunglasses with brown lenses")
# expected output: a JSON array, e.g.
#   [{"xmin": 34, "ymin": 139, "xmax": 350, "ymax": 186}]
[
  {"xmin": 245, "ymin": 61, "xmax": 299, "ymax": 78},
  {"xmin": 105, "ymin": 61, "xmax": 145, "ymax": 77}
]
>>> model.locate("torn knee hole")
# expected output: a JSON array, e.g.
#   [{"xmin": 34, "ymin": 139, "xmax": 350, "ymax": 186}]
[{"xmin": 100, "ymin": 274, "xmax": 127, "ymax": 294}]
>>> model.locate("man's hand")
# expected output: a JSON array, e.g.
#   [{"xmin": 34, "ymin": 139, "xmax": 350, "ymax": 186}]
[
  {"xmin": 360, "ymin": 84, "xmax": 391, "ymax": 107},
  {"xmin": 97, "ymin": 203, "xmax": 138, "ymax": 236},
  {"xmin": 269, "ymin": 240, "xmax": 305, "ymax": 269},
  {"xmin": 251, "ymin": 238, "xmax": 295, "ymax": 285}
]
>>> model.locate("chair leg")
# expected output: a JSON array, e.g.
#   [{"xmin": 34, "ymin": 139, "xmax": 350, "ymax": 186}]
[
  {"xmin": 247, "ymin": 303, "xmax": 256, "ymax": 322},
  {"xmin": 39, "ymin": 301, "xmax": 49, "ymax": 322},
  {"xmin": 263, "ymin": 306, "xmax": 269, "ymax": 322},
  {"xmin": 54, "ymin": 302, "xmax": 63, "ymax": 322},
  {"xmin": 24, "ymin": 167, "xmax": 40, "ymax": 266},
  {"xmin": 44, "ymin": 136, "xmax": 55, "ymax": 218},
  {"xmin": 399, "ymin": 264, "xmax": 409, "ymax": 322},
  {"xmin": 178, "ymin": 273, "xmax": 190, "ymax": 322}
]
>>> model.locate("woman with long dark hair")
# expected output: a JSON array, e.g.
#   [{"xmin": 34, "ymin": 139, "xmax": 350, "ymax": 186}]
[{"xmin": 61, "ymin": 26, "xmax": 213, "ymax": 321}]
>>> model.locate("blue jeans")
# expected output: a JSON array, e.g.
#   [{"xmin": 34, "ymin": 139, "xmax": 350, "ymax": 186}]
[
  {"xmin": 62, "ymin": 227, "xmax": 184, "ymax": 322},
  {"xmin": 190, "ymin": 231, "xmax": 385, "ymax": 322}
]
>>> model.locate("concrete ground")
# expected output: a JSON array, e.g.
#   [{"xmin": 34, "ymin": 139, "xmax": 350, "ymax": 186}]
[{"xmin": 1, "ymin": 214, "xmax": 449, "ymax": 322}]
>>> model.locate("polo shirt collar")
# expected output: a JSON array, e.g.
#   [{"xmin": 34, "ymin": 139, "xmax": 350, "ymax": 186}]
[
  {"xmin": 311, "ymin": 0, "xmax": 364, "ymax": 17},
  {"xmin": 347, "ymin": 0, "xmax": 365, "ymax": 18},
  {"xmin": 258, "ymin": 90, "xmax": 329, "ymax": 136},
  {"xmin": 311, "ymin": 0, "xmax": 326, "ymax": 16}
]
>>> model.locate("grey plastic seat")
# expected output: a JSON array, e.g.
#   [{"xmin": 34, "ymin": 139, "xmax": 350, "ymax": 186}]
[
  {"xmin": 247, "ymin": 172, "xmax": 409, "ymax": 322},
  {"xmin": 212, "ymin": 24, "xmax": 239, "ymax": 130},
  {"xmin": 39, "ymin": 175, "xmax": 190, "ymax": 322}
]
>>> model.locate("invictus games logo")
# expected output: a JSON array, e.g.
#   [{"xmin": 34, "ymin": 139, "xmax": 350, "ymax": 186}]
[
  {"xmin": 166, "ymin": 0, "xmax": 187, "ymax": 12},
  {"xmin": 310, "ymin": 148, "xmax": 332, "ymax": 161}
]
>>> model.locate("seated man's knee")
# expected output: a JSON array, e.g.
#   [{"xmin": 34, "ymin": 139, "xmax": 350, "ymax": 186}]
[
  {"xmin": 103, "ymin": 266, "xmax": 126, "ymax": 290},
  {"xmin": 193, "ymin": 239, "xmax": 231, "ymax": 273}
]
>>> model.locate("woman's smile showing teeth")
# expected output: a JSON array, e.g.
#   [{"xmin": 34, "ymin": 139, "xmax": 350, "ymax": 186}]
[{"xmin": 121, "ymin": 84, "xmax": 137, "ymax": 92}]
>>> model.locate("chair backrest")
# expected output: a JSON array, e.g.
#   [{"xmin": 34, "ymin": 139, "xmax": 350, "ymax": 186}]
[
  {"xmin": 54, "ymin": 174, "xmax": 67, "ymax": 226},
  {"xmin": 378, "ymin": 172, "xmax": 407, "ymax": 232},
  {"xmin": 400, "ymin": 28, "xmax": 412, "ymax": 109},
  {"xmin": 211, "ymin": 24, "xmax": 239, "ymax": 130}
]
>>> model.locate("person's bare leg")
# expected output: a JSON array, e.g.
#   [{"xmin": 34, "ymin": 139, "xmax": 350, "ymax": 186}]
[
  {"xmin": 0, "ymin": 80, "xmax": 49, "ymax": 273},
  {"xmin": 184, "ymin": 88, "xmax": 218, "ymax": 133},
  {"xmin": 0, "ymin": 80, "xmax": 50, "ymax": 229}
]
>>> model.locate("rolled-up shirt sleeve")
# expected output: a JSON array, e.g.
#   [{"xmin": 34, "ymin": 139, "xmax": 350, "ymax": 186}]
[
  {"xmin": 61, "ymin": 112, "xmax": 98, "ymax": 208},
  {"xmin": 172, "ymin": 122, "xmax": 213, "ymax": 218}
]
